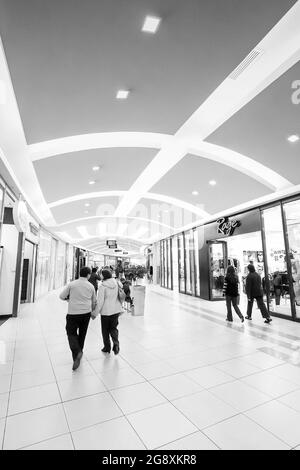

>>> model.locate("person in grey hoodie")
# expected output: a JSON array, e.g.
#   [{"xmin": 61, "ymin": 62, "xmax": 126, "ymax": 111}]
[{"xmin": 92, "ymin": 269, "xmax": 123, "ymax": 354}]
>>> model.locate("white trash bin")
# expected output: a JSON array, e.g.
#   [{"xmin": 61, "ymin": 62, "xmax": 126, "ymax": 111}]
[{"xmin": 131, "ymin": 285, "xmax": 146, "ymax": 316}]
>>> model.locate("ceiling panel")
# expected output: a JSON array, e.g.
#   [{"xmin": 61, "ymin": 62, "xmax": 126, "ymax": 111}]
[
  {"xmin": 50, "ymin": 196, "xmax": 120, "ymax": 224},
  {"xmin": 205, "ymin": 61, "xmax": 300, "ymax": 184},
  {"xmin": 0, "ymin": 0, "xmax": 295, "ymax": 143},
  {"xmin": 151, "ymin": 154, "xmax": 271, "ymax": 214},
  {"xmin": 33, "ymin": 147, "xmax": 156, "ymax": 202}
]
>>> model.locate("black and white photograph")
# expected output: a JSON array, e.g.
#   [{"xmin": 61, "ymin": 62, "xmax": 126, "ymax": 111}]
[{"xmin": 0, "ymin": 0, "xmax": 300, "ymax": 454}]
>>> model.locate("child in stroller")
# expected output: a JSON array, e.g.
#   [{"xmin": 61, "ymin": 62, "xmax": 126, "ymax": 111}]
[{"xmin": 121, "ymin": 278, "xmax": 134, "ymax": 311}]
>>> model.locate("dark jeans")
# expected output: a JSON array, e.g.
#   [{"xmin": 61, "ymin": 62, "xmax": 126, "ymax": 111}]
[
  {"xmin": 101, "ymin": 314, "xmax": 120, "ymax": 351},
  {"xmin": 247, "ymin": 297, "xmax": 270, "ymax": 319},
  {"xmin": 66, "ymin": 313, "xmax": 91, "ymax": 360},
  {"xmin": 226, "ymin": 296, "xmax": 243, "ymax": 321}
]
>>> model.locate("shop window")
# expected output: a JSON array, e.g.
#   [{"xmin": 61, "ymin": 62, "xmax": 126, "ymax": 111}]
[
  {"xmin": 284, "ymin": 200, "xmax": 300, "ymax": 318},
  {"xmin": 262, "ymin": 206, "xmax": 292, "ymax": 317},
  {"xmin": 178, "ymin": 234, "xmax": 185, "ymax": 293}
]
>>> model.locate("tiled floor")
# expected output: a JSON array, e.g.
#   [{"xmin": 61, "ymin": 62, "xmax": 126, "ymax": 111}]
[{"xmin": 1, "ymin": 284, "xmax": 300, "ymax": 449}]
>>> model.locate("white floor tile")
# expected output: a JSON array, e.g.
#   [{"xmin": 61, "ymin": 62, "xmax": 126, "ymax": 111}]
[
  {"xmin": 8, "ymin": 383, "xmax": 61, "ymax": 415},
  {"xmin": 158, "ymin": 431, "xmax": 219, "ymax": 450},
  {"xmin": 64, "ymin": 392, "xmax": 122, "ymax": 431},
  {"xmin": 0, "ymin": 373, "xmax": 11, "ymax": 395},
  {"xmin": 246, "ymin": 401, "xmax": 300, "ymax": 447},
  {"xmin": 98, "ymin": 367, "xmax": 145, "ymax": 390},
  {"xmin": 150, "ymin": 373, "xmax": 203, "ymax": 400},
  {"xmin": 11, "ymin": 369, "xmax": 55, "ymax": 391},
  {"xmin": 243, "ymin": 351, "xmax": 285, "ymax": 370},
  {"xmin": 210, "ymin": 380, "xmax": 271, "ymax": 412},
  {"xmin": 0, "ymin": 393, "xmax": 8, "ymax": 419},
  {"xmin": 89, "ymin": 355, "xmax": 129, "ymax": 373},
  {"xmin": 241, "ymin": 371, "xmax": 300, "ymax": 398},
  {"xmin": 3, "ymin": 404, "xmax": 69, "ymax": 450},
  {"xmin": 269, "ymin": 364, "xmax": 300, "ymax": 386},
  {"xmin": 185, "ymin": 366, "xmax": 235, "ymax": 389},
  {"xmin": 58, "ymin": 374, "xmax": 107, "ymax": 401},
  {"xmin": 72, "ymin": 416, "xmax": 146, "ymax": 450},
  {"xmin": 23, "ymin": 433, "xmax": 74, "ymax": 450},
  {"xmin": 127, "ymin": 403, "xmax": 197, "ymax": 449},
  {"xmin": 215, "ymin": 358, "xmax": 261, "ymax": 378},
  {"xmin": 111, "ymin": 382, "xmax": 166, "ymax": 414},
  {"xmin": 0, "ymin": 362, "xmax": 14, "ymax": 376},
  {"xmin": 204, "ymin": 414, "xmax": 290, "ymax": 450},
  {"xmin": 53, "ymin": 361, "xmax": 96, "ymax": 381},
  {"xmin": 279, "ymin": 389, "xmax": 300, "ymax": 412},
  {"xmin": 134, "ymin": 361, "xmax": 178, "ymax": 380},
  {"xmin": 0, "ymin": 418, "xmax": 5, "ymax": 447},
  {"xmin": 172, "ymin": 390, "xmax": 238, "ymax": 429}
]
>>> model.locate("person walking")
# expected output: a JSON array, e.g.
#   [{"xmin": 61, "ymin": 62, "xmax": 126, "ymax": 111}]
[
  {"xmin": 245, "ymin": 264, "xmax": 272, "ymax": 324},
  {"xmin": 88, "ymin": 266, "xmax": 101, "ymax": 293},
  {"xmin": 60, "ymin": 266, "xmax": 97, "ymax": 370},
  {"xmin": 92, "ymin": 269, "xmax": 123, "ymax": 354},
  {"xmin": 223, "ymin": 265, "xmax": 244, "ymax": 323}
]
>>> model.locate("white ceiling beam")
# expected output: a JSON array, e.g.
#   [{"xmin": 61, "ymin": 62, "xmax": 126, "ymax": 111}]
[
  {"xmin": 0, "ymin": 38, "xmax": 55, "ymax": 226},
  {"xmin": 114, "ymin": 3, "xmax": 300, "ymax": 217}
]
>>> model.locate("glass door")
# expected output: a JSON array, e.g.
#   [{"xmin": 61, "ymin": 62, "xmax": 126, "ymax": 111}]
[{"xmin": 208, "ymin": 241, "xmax": 227, "ymax": 300}]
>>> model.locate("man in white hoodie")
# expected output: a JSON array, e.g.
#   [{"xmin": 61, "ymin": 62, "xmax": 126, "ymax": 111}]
[
  {"xmin": 60, "ymin": 267, "xmax": 97, "ymax": 370},
  {"xmin": 92, "ymin": 269, "xmax": 124, "ymax": 354}
]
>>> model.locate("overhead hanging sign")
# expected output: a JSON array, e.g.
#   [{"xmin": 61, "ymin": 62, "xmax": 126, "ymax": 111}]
[
  {"xmin": 217, "ymin": 217, "xmax": 241, "ymax": 236},
  {"xmin": 107, "ymin": 240, "xmax": 117, "ymax": 249},
  {"xmin": 13, "ymin": 200, "xmax": 29, "ymax": 233}
]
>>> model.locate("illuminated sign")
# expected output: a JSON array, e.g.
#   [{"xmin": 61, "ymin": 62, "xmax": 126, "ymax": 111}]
[
  {"xmin": 217, "ymin": 217, "xmax": 241, "ymax": 236},
  {"xmin": 107, "ymin": 240, "xmax": 117, "ymax": 248}
]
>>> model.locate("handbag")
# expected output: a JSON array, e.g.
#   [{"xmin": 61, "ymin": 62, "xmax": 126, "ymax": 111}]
[{"xmin": 117, "ymin": 282, "xmax": 126, "ymax": 303}]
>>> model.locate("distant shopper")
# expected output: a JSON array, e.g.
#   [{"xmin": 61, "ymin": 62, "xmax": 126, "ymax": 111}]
[
  {"xmin": 60, "ymin": 267, "xmax": 97, "ymax": 370},
  {"xmin": 245, "ymin": 264, "xmax": 272, "ymax": 324},
  {"xmin": 89, "ymin": 267, "xmax": 101, "ymax": 292},
  {"xmin": 223, "ymin": 266, "xmax": 244, "ymax": 323},
  {"xmin": 92, "ymin": 269, "xmax": 123, "ymax": 354},
  {"xmin": 149, "ymin": 265, "xmax": 153, "ymax": 283}
]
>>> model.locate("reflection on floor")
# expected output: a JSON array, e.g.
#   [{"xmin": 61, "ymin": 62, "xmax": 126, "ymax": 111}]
[{"xmin": 1, "ymin": 285, "xmax": 300, "ymax": 450}]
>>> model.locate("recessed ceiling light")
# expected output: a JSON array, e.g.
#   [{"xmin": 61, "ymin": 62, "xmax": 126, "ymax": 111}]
[
  {"xmin": 287, "ymin": 134, "xmax": 299, "ymax": 143},
  {"xmin": 209, "ymin": 180, "xmax": 217, "ymax": 186},
  {"xmin": 92, "ymin": 166, "xmax": 100, "ymax": 171},
  {"xmin": 116, "ymin": 90, "xmax": 129, "ymax": 99},
  {"xmin": 142, "ymin": 15, "xmax": 161, "ymax": 33},
  {"xmin": 192, "ymin": 190, "xmax": 199, "ymax": 196},
  {"xmin": 85, "ymin": 203, "xmax": 90, "ymax": 207},
  {"xmin": 88, "ymin": 180, "xmax": 96, "ymax": 185}
]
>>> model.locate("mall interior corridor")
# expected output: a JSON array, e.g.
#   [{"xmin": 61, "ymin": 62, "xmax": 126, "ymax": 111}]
[{"xmin": 1, "ymin": 285, "xmax": 300, "ymax": 450}]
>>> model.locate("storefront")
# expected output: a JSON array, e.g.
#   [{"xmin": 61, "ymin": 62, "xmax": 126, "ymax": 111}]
[{"xmin": 158, "ymin": 194, "xmax": 300, "ymax": 322}]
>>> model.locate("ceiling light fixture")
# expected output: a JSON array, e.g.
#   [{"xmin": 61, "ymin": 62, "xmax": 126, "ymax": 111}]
[
  {"xmin": 116, "ymin": 90, "xmax": 129, "ymax": 100},
  {"xmin": 85, "ymin": 203, "xmax": 90, "ymax": 207},
  {"xmin": 287, "ymin": 134, "xmax": 299, "ymax": 143},
  {"xmin": 92, "ymin": 166, "xmax": 100, "ymax": 171},
  {"xmin": 142, "ymin": 15, "xmax": 161, "ymax": 33},
  {"xmin": 88, "ymin": 181, "xmax": 96, "ymax": 185},
  {"xmin": 192, "ymin": 191, "xmax": 199, "ymax": 196},
  {"xmin": 209, "ymin": 180, "xmax": 217, "ymax": 186}
]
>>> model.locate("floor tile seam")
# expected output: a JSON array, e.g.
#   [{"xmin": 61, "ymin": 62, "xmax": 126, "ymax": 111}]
[
  {"xmin": 17, "ymin": 431, "xmax": 72, "ymax": 450},
  {"xmin": 177, "ymin": 301, "xmax": 300, "ymax": 348},
  {"xmin": 2, "ymin": 324, "xmax": 18, "ymax": 450},
  {"xmin": 212, "ymin": 360, "xmax": 290, "ymax": 380},
  {"xmin": 240, "ymin": 410, "xmax": 296, "ymax": 449},
  {"xmin": 112, "ymin": 352, "xmax": 210, "ymax": 445},
  {"xmin": 153, "ymin": 428, "xmax": 222, "ymax": 451},
  {"xmin": 237, "ymin": 377, "xmax": 300, "ymax": 399},
  {"xmin": 37, "ymin": 316, "xmax": 76, "ymax": 451}
]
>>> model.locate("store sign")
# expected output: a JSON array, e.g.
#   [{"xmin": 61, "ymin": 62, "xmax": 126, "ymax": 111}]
[
  {"xmin": 217, "ymin": 217, "xmax": 241, "ymax": 236},
  {"xmin": 12, "ymin": 200, "xmax": 29, "ymax": 232},
  {"xmin": 107, "ymin": 239, "xmax": 117, "ymax": 249}
]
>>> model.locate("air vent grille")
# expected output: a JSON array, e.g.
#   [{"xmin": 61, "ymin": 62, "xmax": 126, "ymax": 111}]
[{"xmin": 229, "ymin": 49, "xmax": 262, "ymax": 80}]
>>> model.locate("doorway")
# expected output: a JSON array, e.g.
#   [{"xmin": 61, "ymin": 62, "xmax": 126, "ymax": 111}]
[
  {"xmin": 208, "ymin": 232, "xmax": 264, "ymax": 309},
  {"xmin": 21, "ymin": 240, "xmax": 36, "ymax": 303}
]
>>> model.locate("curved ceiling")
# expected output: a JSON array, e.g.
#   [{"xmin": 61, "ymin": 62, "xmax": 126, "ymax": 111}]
[{"xmin": 0, "ymin": 0, "xmax": 299, "ymax": 254}]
